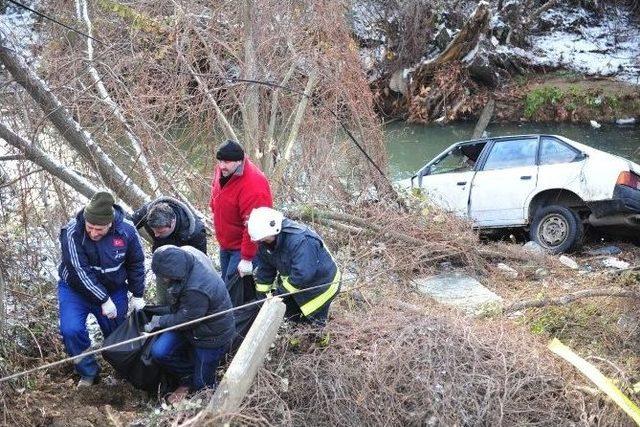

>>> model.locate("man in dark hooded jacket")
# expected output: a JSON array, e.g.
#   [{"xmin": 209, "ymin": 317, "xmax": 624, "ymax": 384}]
[
  {"xmin": 145, "ymin": 245, "xmax": 235, "ymax": 403},
  {"xmin": 131, "ymin": 196, "xmax": 207, "ymax": 254}
]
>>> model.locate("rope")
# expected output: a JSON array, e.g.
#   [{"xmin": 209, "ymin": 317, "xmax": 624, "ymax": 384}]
[{"xmin": 0, "ymin": 279, "xmax": 346, "ymax": 384}]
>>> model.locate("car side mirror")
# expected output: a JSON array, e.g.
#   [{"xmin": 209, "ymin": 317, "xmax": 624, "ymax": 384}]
[{"xmin": 574, "ymin": 152, "xmax": 588, "ymax": 162}]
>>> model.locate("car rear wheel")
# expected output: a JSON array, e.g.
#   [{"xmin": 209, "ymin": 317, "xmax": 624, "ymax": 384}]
[{"xmin": 530, "ymin": 205, "xmax": 583, "ymax": 254}]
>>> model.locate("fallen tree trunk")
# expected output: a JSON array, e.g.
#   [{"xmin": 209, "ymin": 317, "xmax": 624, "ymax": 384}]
[
  {"xmin": 75, "ymin": 0, "xmax": 160, "ymax": 197},
  {"xmin": 504, "ymin": 288, "xmax": 640, "ymax": 313},
  {"xmin": 291, "ymin": 206, "xmax": 531, "ymax": 262},
  {"xmin": 472, "ymin": 98, "xmax": 495, "ymax": 139},
  {"xmin": 412, "ymin": 1, "xmax": 491, "ymax": 80},
  {"xmin": 0, "ymin": 122, "xmax": 99, "ymax": 198},
  {"xmin": 0, "ymin": 34, "xmax": 150, "ymax": 207}
]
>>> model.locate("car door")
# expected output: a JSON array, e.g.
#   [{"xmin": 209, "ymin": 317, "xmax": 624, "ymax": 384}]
[
  {"xmin": 417, "ymin": 144, "xmax": 481, "ymax": 216},
  {"xmin": 469, "ymin": 137, "xmax": 539, "ymax": 226},
  {"xmin": 535, "ymin": 135, "xmax": 587, "ymax": 197}
]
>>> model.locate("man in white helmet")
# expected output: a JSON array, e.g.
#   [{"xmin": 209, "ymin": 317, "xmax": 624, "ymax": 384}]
[{"xmin": 247, "ymin": 207, "xmax": 341, "ymax": 325}]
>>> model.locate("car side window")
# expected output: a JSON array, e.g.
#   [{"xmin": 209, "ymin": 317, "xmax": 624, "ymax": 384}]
[
  {"xmin": 482, "ymin": 138, "xmax": 538, "ymax": 171},
  {"xmin": 540, "ymin": 137, "xmax": 579, "ymax": 165}
]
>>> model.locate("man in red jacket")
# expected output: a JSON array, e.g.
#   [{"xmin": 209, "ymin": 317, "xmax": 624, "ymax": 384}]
[{"xmin": 209, "ymin": 140, "xmax": 273, "ymax": 283}]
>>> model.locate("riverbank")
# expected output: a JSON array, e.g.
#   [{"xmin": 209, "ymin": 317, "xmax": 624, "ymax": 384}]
[
  {"xmin": 374, "ymin": 70, "xmax": 640, "ymax": 126},
  {"xmin": 493, "ymin": 72, "xmax": 640, "ymax": 124}
]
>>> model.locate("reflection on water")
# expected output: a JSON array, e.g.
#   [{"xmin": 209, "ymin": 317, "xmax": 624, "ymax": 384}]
[{"xmin": 385, "ymin": 121, "xmax": 640, "ymax": 180}]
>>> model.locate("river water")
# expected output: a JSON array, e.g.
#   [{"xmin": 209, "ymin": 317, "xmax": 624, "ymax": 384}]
[{"xmin": 385, "ymin": 121, "xmax": 640, "ymax": 180}]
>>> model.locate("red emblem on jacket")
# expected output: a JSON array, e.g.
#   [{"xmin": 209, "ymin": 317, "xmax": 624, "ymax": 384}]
[{"xmin": 112, "ymin": 237, "xmax": 125, "ymax": 247}]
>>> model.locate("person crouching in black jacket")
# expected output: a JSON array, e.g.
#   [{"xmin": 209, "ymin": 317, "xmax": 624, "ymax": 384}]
[{"xmin": 145, "ymin": 245, "xmax": 235, "ymax": 403}]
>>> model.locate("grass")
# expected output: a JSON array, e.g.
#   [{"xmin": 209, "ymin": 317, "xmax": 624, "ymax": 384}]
[
  {"xmin": 523, "ymin": 81, "xmax": 637, "ymax": 119},
  {"xmin": 524, "ymin": 86, "xmax": 564, "ymax": 118}
]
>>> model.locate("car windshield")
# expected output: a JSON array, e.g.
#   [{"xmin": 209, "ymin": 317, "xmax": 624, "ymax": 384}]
[{"xmin": 429, "ymin": 142, "xmax": 486, "ymax": 175}]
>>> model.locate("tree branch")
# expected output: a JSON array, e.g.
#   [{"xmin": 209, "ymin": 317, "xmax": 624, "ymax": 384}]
[
  {"xmin": 76, "ymin": 0, "xmax": 161, "ymax": 197},
  {"xmin": 0, "ymin": 122, "xmax": 99, "ymax": 198},
  {"xmin": 504, "ymin": 288, "xmax": 640, "ymax": 313},
  {"xmin": 271, "ymin": 68, "xmax": 319, "ymax": 191},
  {"xmin": 0, "ymin": 34, "xmax": 150, "ymax": 206}
]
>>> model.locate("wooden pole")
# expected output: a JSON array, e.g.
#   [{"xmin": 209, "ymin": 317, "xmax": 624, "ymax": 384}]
[{"xmin": 472, "ymin": 98, "xmax": 495, "ymax": 139}]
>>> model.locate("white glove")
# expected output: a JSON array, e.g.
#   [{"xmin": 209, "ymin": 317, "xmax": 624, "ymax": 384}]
[
  {"xmin": 144, "ymin": 315, "xmax": 161, "ymax": 333},
  {"xmin": 101, "ymin": 298, "xmax": 117, "ymax": 319},
  {"xmin": 237, "ymin": 259, "xmax": 253, "ymax": 277},
  {"xmin": 131, "ymin": 297, "xmax": 146, "ymax": 311}
]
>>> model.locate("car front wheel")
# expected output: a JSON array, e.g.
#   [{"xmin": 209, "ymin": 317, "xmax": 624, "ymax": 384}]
[{"xmin": 530, "ymin": 205, "xmax": 583, "ymax": 254}]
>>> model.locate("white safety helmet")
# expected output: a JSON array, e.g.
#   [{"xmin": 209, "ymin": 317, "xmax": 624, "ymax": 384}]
[{"xmin": 247, "ymin": 207, "xmax": 284, "ymax": 241}]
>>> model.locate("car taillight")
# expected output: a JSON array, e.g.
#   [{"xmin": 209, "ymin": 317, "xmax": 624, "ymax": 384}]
[{"xmin": 616, "ymin": 171, "xmax": 640, "ymax": 190}]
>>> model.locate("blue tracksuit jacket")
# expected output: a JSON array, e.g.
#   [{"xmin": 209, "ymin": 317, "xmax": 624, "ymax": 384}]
[{"xmin": 58, "ymin": 205, "xmax": 145, "ymax": 304}]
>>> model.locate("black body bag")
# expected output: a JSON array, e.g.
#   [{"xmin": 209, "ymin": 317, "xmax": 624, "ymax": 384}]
[
  {"xmin": 226, "ymin": 273, "xmax": 263, "ymax": 351},
  {"xmin": 102, "ymin": 305, "xmax": 169, "ymax": 392}
]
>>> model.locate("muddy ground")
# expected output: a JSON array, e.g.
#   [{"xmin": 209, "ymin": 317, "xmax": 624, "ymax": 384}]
[{"xmin": 1, "ymin": 363, "xmax": 150, "ymax": 426}]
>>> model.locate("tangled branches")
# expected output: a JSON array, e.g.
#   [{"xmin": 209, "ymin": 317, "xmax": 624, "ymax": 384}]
[
  {"xmin": 202, "ymin": 302, "xmax": 624, "ymax": 426},
  {"xmin": 290, "ymin": 201, "xmax": 487, "ymax": 281},
  {"xmin": 408, "ymin": 62, "xmax": 490, "ymax": 124}
]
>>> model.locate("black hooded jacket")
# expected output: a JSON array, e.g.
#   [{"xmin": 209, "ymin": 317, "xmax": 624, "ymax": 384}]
[
  {"xmin": 131, "ymin": 197, "xmax": 207, "ymax": 253},
  {"xmin": 152, "ymin": 245, "xmax": 235, "ymax": 348}
]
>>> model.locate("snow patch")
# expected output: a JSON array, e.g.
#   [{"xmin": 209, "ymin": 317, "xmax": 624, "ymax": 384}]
[
  {"xmin": 0, "ymin": 0, "xmax": 40, "ymax": 61},
  {"xmin": 528, "ymin": 6, "xmax": 640, "ymax": 84}
]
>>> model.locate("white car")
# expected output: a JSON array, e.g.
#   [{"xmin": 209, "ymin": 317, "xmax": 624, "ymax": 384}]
[{"xmin": 411, "ymin": 134, "xmax": 640, "ymax": 253}]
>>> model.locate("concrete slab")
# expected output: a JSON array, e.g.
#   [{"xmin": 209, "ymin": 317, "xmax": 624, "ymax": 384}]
[{"xmin": 413, "ymin": 272, "xmax": 503, "ymax": 315}]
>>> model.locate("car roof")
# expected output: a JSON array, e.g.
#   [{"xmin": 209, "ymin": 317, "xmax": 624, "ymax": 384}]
[
  {"xmin": 451, "ymin": 133, "xmax": 630, "ymax": 163},
  {"xmin": 455, "ymin": 134, "xmax": 565, "ymax": 145}
]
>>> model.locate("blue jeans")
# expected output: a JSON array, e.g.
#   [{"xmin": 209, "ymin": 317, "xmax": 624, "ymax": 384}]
[
  {"xmin": 57, "ymin": 281, "xmax": 128, "ymax": 379},
  {"xmin": 219, "ymin": 249, "xmax": 241, "ymax": 284},
  {"xmin": 150, "ymin": 331, "xmax": 228, "ymax": 390}
]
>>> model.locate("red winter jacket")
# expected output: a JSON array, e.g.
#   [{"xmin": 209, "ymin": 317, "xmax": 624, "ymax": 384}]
[{"xmin": 210, "ymin": 158, "xmax": 273, "ymax": 260}]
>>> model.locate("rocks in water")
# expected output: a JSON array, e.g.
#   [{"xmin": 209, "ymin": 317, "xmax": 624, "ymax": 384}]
[
  {"xmin": 590, "ymin": 119, "xmax": 601, "ymax": 128},
  {"xmin": 616, "ymin": 117, "xmax": 636, "ymax": 126},
  {"xmin": 414, "ymin": 272, "xmax": 502, "ymax": 315},
  {"xmin": 586, "ymin": 245, "xmax": 622, "ymax": 256},
  {"xmin": 558, "ymin": 255, "xmax": 579, "ymax": 269}
]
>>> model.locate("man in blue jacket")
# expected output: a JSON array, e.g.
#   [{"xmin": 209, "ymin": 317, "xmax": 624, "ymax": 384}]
[
  {"xmin": 247, "ymin": 207, "xmax": 341, "ymax": 325},
  {"xmin": 57, "ymin": 191, "xmax": 146, "ymax": 387}
]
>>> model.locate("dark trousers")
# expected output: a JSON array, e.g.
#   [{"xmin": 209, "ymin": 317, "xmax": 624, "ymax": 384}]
[
  {"xmin": 57, "ymin": 281, "xmax": 127, "ymax": 379},
  {"xmin": 281, "ymin": 294, "xmax": 330, "ymax": 327},
  {"xmin": 150, "ymin": 331, "xmax": 228, "ymax": 390}
]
